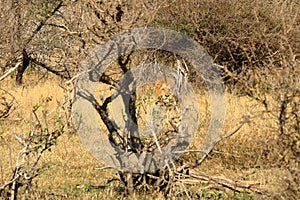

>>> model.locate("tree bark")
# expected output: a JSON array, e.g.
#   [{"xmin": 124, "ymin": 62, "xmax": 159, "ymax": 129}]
[{"xmin": 16, "ymin": 49, "xmax": 30, "ymax": 85}]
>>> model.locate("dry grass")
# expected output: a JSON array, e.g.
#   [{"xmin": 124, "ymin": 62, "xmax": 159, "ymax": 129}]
[
  {"xmin": 0, "ymin": 0, "xmax": 298, "ymax": 198},
  {"xmin": 0, "ymin": 76, "xmax": 294, "ymax": 199}
]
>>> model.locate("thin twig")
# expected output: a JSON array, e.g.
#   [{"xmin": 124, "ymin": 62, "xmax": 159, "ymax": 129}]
[{"xmin": 0, "ymin": 62, "xmax": 21, "ymax": 81}]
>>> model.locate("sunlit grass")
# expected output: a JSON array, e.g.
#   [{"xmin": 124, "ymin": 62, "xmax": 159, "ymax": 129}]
[{"xmin": 0, "ymin": 76, "xmax": 292, "ymax": 199}]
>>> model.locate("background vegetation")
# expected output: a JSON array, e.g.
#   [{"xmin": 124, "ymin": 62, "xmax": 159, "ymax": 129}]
[{"xmin": 0, "ymin": 0, "xmax": 299, "ymax": 199}]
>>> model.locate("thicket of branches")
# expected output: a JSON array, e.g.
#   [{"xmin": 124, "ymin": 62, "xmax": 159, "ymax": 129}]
[
  {"xmin": 156, "ymin": 0, "xmax": 299, "ymax": 198},
  {"xmin": 0, "ymin": 0, "xmax": 299, "ymax": 199}
]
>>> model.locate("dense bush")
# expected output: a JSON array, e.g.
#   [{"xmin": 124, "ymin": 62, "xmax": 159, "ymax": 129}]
[
  {"xmin": 152, "ymin": 0, "xmax": 299, "ymax": 197},
  {"xmin": 0, "ymin": 0, "xmax": 299, "ymax": 199}
]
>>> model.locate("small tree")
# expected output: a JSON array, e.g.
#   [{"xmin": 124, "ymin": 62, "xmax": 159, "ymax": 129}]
[{"xmin": 0, "ymin": 93, "xmax": 70, "ymax": 199}]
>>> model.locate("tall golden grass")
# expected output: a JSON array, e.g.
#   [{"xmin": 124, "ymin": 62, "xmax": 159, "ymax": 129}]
[{"xmin": 0, "ymin": 75, "xmax": 295, "ymax": 199}]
